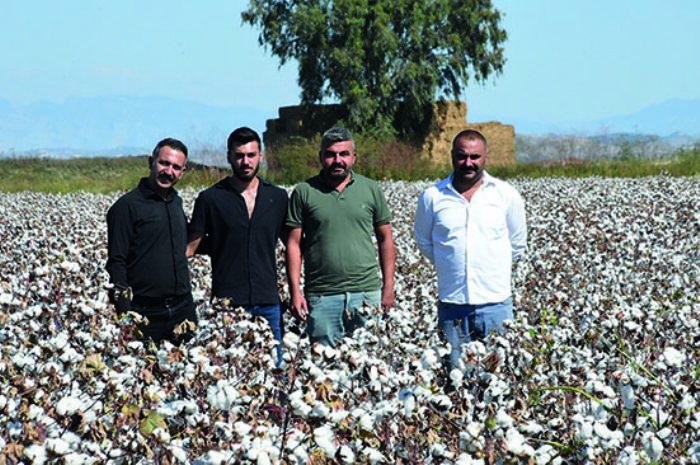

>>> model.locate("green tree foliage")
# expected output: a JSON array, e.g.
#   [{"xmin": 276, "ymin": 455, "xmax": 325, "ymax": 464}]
[{"xmin": 242, "ymin": 0, "xmax": 507, "ymax": 137}]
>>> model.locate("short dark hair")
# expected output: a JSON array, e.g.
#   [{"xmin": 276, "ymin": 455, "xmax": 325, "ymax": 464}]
[
  {"xmin": 452, "ymin": 129, "xmax": 488, "ymax": 153},
  {"xmin": 321, "ymin": 127, "xmax": 355, "ymax": 151},
  {"xmin": 152, "ymin": 137, "xmax": 188, "ymax": 159},
  {"xmin": 227, "ymin": 127, "xmax": 261, "ymax": 153}
]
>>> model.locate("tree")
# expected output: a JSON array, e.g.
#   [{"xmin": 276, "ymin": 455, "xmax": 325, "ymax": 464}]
[{"xmin": 242, "ymin": 0, "xmax": 507, "ymax": 138}]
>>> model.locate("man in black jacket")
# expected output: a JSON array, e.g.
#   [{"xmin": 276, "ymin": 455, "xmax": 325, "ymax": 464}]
[{"xmin": 106, "ymin": 138, "xmax": 197, "ymax": 344}]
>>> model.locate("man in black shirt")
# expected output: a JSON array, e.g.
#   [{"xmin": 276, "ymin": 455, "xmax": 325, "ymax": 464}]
[
  {"xmin": 106, "ymin": 138, "xmax": 197, "ymax": 344},
  {"xmin": 188, "ymin": 127, "xmax": 288, "ymax": 364}
]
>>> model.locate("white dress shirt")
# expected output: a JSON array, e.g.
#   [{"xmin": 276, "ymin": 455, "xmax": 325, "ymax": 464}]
[{"xmin": 414, "ymin": 172, "xmax": 527, "ymax": 304}]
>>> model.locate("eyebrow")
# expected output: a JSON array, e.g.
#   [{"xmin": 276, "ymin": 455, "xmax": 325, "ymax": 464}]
[{"xmin": 454, "ymin": 152, "xmax": 482, "ymax": 159}]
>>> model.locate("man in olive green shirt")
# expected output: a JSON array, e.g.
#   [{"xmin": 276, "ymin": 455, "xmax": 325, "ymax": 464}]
[{"xmin": 286, "ymin": 127, "xmax": 396, "ymax": 347}]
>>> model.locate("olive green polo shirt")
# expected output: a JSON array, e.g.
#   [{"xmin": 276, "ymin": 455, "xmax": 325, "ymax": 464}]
[{"xmin": 286, "ymin": 171, "xmax": 391, "ymax": 295}]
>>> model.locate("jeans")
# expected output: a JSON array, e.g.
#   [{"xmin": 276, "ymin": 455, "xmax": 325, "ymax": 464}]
[
  {"xmin": 131, "ymin": 293, "xmax": 198, "ymax": 344},
  {"xmin": 306, "ymin": 291, "xmax": 381, "ymax": 347},
  {"xmin": 438, "ymin": 297, "xmax": 513, "ymax": 370},
  {"xmin": 245, "ymin": 304, "xmax": 283, "ymax": 366}
]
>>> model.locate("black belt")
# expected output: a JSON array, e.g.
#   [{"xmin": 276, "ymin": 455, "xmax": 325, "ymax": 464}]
[{"xmin": 131, "ymin": 294, "xmax": 188, "ymax": 308}]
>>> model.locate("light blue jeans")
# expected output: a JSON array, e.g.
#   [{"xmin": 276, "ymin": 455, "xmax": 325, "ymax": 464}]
[
  {"xmin": 438, "ymin": 297, "xmax": 513, "ymax": 369},
  {"xmin": 306, "ymin": 291, "xmax": 381, "ymax": 347}
]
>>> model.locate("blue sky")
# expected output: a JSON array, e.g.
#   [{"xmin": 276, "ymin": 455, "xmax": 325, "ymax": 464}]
[{"xmin": 2, "ymin": 0, "xmax": 699, "ymax": 127}]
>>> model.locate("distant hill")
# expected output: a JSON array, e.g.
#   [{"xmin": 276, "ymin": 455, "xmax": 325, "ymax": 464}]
[
  {"xmin": 0, "ymin": 95, "xmax": 272, "ymax": 160},
  {"xmin": 470, "ymin": 98, "xmax": 700, "ymax": 138},
  {"xmin": 1, "ymin": 96, "xmax": 698, "ymax": 160}
]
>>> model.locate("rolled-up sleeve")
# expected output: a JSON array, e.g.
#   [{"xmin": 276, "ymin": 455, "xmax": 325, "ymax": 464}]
[
  {"xmin": 413, "ymin": 190, "xmax": 435, "ymax": 264},
  {"xmin": 507, "ymin": 190, "xmax": 527, "ymax": 262}
]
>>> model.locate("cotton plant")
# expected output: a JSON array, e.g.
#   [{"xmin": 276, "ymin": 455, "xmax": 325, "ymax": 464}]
[{"xmin": 1, "ymin": 178, "xmax": 700, "ymax": 463}]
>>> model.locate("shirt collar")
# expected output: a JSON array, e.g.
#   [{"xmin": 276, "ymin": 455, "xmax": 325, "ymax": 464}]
[
  {"xmin": 217, "ymin": 175, "xmax": 271, "ymax": 191},
  {"xmin": 138, "ymin": 177, "xmax": 177, "ymax": 201},
  {"xmin": 318, "ymin": 169, "xmax": 355, "ymax": 190},
  {"xmin": 440, "ymin": 171, "xmax": 494, "ymax": 194}
]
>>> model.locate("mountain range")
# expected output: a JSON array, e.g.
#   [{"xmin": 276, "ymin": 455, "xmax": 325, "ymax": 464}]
[
  {"xmin": 0, "ymin": 96, "xmax": 270, "ymax": 158},
  {"xmin": 1, "ymin": 96, "xmax": 698, "ymax": 159},
  {"xmin": 472, "ymin": 98, "xmax": 700, "ymax": 140}
]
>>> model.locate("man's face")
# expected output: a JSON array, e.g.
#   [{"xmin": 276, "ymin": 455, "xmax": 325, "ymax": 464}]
[
  {"xmin": 148, "ymin": 145, "xmax": 187, "ymax": 192},
  {"xmin": 320, "ymin": 140, "xmax": 356, "ymax": 180},
  {"xmin": 452, "ymin": 136, "xmax": 487, "ymax": 184},
  {"xmin": 228, "ymin": 141, "xmax": 262, "ymax": 181}
]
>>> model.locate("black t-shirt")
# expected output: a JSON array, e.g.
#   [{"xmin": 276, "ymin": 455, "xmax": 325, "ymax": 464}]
[{"xmin": 190, "ymin": 177, "xmax": 288, "ymax": 305}]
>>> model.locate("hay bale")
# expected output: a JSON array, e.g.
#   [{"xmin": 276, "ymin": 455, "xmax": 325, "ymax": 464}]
[
  {"xmin": 264, "ymin": 101, "xmax": 516, "ymax": 171},
  {"xmin": 421, "ymin": 101, "xmax": 516, "ymax": 168},
  {"xmin": 465, "ymin": 122, "xmax": 516, "ymax": 167}
]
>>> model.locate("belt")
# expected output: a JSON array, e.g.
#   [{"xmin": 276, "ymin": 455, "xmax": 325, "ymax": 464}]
[{"xmin": 131, "ymin": 294, "xmax": 188, "ymax": 308}]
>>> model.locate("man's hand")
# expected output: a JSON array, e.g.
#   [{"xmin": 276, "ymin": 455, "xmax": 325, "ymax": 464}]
[
  {"xmin": 109, "ymin": 285, "xmax": 132, "ymax": 315},
  {"xmin": 381, "ymin": 286, "xmax": 395, "ymax": 312},
  {"xmin": 289, "ymin": 291, "xmax": 309, "ymax": 321}
]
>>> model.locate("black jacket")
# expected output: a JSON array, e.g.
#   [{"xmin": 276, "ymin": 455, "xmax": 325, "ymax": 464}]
[{"xmin": 106, "ymin": 178, "xmax": 191, "ymax": 299}]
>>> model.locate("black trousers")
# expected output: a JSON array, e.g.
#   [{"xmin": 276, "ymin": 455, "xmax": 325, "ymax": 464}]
[{"xmin": 131, "ymin": 293, "xmax": 198, "ymax": 344}]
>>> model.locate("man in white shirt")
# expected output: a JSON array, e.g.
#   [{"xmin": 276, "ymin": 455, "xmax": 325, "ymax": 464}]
[{"xmin": 414, "ymin": 129, "xmax": 527, "ymax": 370}]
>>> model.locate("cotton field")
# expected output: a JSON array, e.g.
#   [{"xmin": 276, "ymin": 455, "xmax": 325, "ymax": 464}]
[{"xmin": 1, "ymin": 176, "xmax": 699, "ymax": 464}]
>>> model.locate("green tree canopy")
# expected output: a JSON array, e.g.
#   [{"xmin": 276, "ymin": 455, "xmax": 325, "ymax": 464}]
[{"xmin": 242, "ymin": 0, "xmax": 507, "ymax": 138}]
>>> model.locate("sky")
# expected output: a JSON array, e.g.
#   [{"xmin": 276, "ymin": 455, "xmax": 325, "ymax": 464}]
[{"xmin": 2, "ymin": 0, "xmax": 699, "ymax": 135}]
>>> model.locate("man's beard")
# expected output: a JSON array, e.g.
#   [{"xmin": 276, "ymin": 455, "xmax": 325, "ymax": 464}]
[
  {"xmin": 325, "ymin": 164, "xmax": 350, "ymax": 179},
  {"xmin": 233, "ymin": 163, "xmax": 259, "ymax": 181}
]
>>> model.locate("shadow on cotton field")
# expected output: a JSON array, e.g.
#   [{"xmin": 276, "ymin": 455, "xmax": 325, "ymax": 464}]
[{"xmin": 1, "ymin": 175, "xmax": 699, "ymax": 464}]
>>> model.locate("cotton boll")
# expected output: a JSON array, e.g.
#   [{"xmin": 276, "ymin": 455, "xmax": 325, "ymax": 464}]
[
  {"xmin": 686, "ymin": 441, "xmax": 700, "ymax": 463},
  {"xmin": 206, "ymin": 380, "xmax": 239, "ymax": 410},
  {"xmin": 337, "ymin": 445, "xmax": 355, "ymax": 464},
  {"xmin": 679, "ymin": 393, "xmax": 697, "ymax": 411},
  {"xmin": 495, "ymin": 409, "xmax": 513, "ymax": 428},
  {"xmin": 465, "ymin": 340, "xmax": 486, "ymax": 357},
  {"xmin": 288, "ymin": 390, "xmax": 312, "ymax": 417},
  {"xmin": 449, "ymin": 368, "xmax": 463, "ymax": 387},
  {"xmin": 399, "ymin": 389, "xmax": 415, "ymax": 417},
  {"xmin": 621, "ymin": 383, "xmax": 635, "ymax": 410},
  {"xmin": 329, "ymin": 408, "xmax": 349, "ymax": 424},
  {"xmin": 577, "ymin": 421, "xmax": 594, "ymax": 441},
  {"xmin": 234, "ymin": 421, "xmax": 252, "ymax": 437},
  {"xmin": 413, "ymin": 385, "xmax": 432, "ymax": 400},
  {"xmin": 505, "ymin": 428, "xmax": 534, "ymax": 456},
  {"xmin": 170, "ymin": 444, "xmax": 189, "ymax": 463},
  {"xmin": 522, "ymin": 421, "xmax": 544, "ymax": 435},
  {"xmin": 29, "ymin": 404, "xmax": 44, "ymax": 420},
  {"xmin": 293, "ymin": 446, "xmax": 310, "ymax": 463},
  {"xmin": 311, "ymin": 404, "xmax": 331, "ymax": 419},
  {"xmin": 430, "ymin": 395, "xmax": 453, "ymax": 411},
  {"xmin": 363, "ymin": 446, "xmax": 387, "ymax": 464},
  {"xmin": 151, "ymin": 427, "xmax": 170, "ymax": 443},
  {"xmin": 359, "ymin": 412, "xmax": 375, "ymax": 430},
  {"xmin": 656, "ymin": 427, "xmax": 673, "ymax": 441},
  {"xmin": 643, "ymin": 433, "xmax": 663, "ymax": 462},
  {"xmin": 314, "ymin": 425, "xmax": 337, "ymax": 457},
  {"xmin": 282, "ymin": 332, "xmax": 299, "ymax": 350},
  {"xmin": 24, "ymin": 444, "xmax": 47, "ymax": 464},
  {"xmin": 430, "ymin": 442, "xmax": 452, "ymax": 458},
  {"xmin": 662, "ymin": 346, "xmax": 685, "ymax": 368},
  {"xmin": 56, "ymin": 396, "xmax": 83, "ymax": 417},
  {"xmin": 197, "ymin": 449, "xmax": 235, "ymax": 465},
  {"xmin": 323, "ymin": 345, "xmax": 338, "ymax": 361},
  {"xmin": 533, "ymin": 444, "xmax": 558, "ymax": 465},
  {"xmin": 420, "ymin": 348, "xmax": 439, "ymax": 371},
  {"xmin": 45, "ymin": 437, "xmax": 71, "ymax": 455}
]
